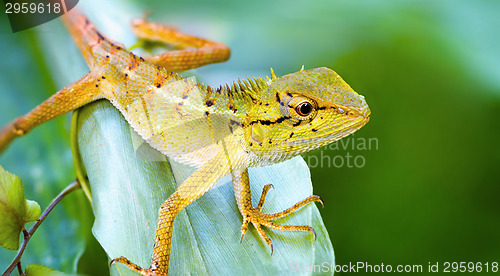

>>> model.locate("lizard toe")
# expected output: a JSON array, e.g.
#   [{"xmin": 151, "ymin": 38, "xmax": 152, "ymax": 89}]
[
  {"xmin": 239, "ymin": 186, "xmax": 322, "ymax": 254},
  {"xmin": 111, "ymin": 256, "xmax": 159, "ymax": 276}
]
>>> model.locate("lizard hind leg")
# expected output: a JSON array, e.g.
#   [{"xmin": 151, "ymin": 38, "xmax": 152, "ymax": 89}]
[
  {"xmin": 130, "ymin": 18, "xmax": 230, "ymax": 72},
  {"xmin": 0, "ymin": 73, "xmax": 100, "ymax": 153},
  {"xmin": 111, "ymin": 152, "xmax": 232, "ymax": 276},
  {"xmin": 233, "ymin": 169, "xmax": 324, "ymax": 255},
  {"xmin": 110, "ymin": 257, "xmax": 155, "ymax": 276},
  {"xmin": 110, "ymin": 198, "xmax": 178, "ymax": 276}
]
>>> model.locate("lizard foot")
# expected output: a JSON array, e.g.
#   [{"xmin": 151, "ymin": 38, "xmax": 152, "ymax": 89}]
[
  {"xmin": 240, "ymin": 184, "xmax": 324, "ymax": 254},
  {"xmin": 111, "ymin": 256, "xmax": 159, "ymax": 276}
]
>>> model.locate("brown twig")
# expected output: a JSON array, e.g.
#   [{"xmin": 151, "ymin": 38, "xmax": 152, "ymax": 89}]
[
  {"xmin": 16, "ymin": 262, "xmax": 22, "ymax": 275},
  {"xmin": 2, "ymin": 180, "xmax": 81, "ymax": 276}
]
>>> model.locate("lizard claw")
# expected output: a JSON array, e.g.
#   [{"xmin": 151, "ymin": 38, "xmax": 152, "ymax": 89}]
[
  {"xmin": 239, "ymin": 185, "xmax": 323, "ymax": 254},
  {"xmin": 111, "ymin": 256, "xmax": 157, "ymax": 276}
]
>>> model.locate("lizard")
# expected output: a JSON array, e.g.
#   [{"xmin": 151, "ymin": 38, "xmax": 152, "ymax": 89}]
[{"xmin": 0, "ymin": 8, "xmax": 371, "ymax": 276}]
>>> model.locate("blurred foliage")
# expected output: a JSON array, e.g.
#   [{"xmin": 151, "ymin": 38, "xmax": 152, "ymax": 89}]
[
  {"xmin": 25, "ymin": 263, "xmax": 81, "ymax": 276},
  {"xmin": 1, "ymin": 0, "xmax": 499, "ymax": 274}
]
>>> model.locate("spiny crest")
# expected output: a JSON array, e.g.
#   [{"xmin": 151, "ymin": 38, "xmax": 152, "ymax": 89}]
[
  {"xmin": 235, "ymin": 77, "xmax": 267, "ymax": 94},
  {"xmin": 228, "ymin": 76, "xmax": 268, "ymax": 101},
  {"xmin": 264, "ymin": 68, "xmax": 276, "ymax": 85},
  {"xmin": 205, "ymin": 76, "xmax": 267, "ymax": 104},
  {"xmin": 270, "ymin": 68, "xmax": 277, "ymax": 80}
]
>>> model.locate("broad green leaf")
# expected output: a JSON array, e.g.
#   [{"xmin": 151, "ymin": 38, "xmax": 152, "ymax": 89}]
[
  {"xmin": 0, "ymin": 165, "xmax": 41, "ymax": 250},
  {"xmin": 77, "ymin": 100, "xmax": 334, "ymax": 275},
  {"xmin": 26, "ymin": 264, "xmax": 81, "ymax": 276}
]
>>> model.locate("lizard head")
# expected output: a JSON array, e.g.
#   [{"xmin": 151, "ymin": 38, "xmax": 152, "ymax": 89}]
[{"xmin": 244, "ymin": 67, "xmax": 370, "ymax": 163}]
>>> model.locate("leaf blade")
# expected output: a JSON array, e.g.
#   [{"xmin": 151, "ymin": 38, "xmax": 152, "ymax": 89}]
[
  {"xmin": 78, "ymin": 100, "xmax": 334, "ymax": 275},
  {"xmin": 0, "ymin": 165, "xmax": 41, "ymax": 250}
]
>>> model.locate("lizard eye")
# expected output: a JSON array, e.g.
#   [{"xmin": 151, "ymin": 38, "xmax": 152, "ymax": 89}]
[
  {"xmin": 283, "ymin": 95, "xmax": 317, "ymax": 121},
  {"xmin": 296, "ymin": 102, "xmax": 313, "ymax": 117}
]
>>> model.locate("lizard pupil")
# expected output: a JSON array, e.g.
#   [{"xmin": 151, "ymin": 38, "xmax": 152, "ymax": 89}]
[{"xmin": 296, "ymin": 102, "xmax": 312, "ymax": 116}]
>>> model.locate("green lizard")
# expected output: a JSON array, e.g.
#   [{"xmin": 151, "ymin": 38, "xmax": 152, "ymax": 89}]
[{"xmin": 0, "ymin": 8, "xmax": 370, "ymax": 276}]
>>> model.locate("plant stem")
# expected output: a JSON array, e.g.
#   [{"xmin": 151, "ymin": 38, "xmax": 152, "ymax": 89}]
[
  {"xmin": 71, "ymin": 108, "xmax": 92, "ymax": 203},
  {"xmin": 16, "ymin": 262, "xmax": 22, "ymax": 275},
  {"xmin": 2, "ymin": 180, "xmax": 81, "ymax": 276}
]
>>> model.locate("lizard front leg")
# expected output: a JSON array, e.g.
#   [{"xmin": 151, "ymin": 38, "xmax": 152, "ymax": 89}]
[{"xmin": 232, "ymin": 168, "xmax": 323, "ymax": 254}]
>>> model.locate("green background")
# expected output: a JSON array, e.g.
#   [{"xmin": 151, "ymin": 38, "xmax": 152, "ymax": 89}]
[{"xmin": 1, "ymin": 0, "xmax": 499, "ymax": 274}]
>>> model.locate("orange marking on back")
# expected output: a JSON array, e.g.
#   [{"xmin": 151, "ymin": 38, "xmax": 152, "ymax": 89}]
[
  {"xmin": 128, "ymin": 52, "xmax": 141, "ymax": 70},
  {"xmin": 103, "ymin": 43, "xmax": 121, "ymax": 62},
  {"xmin": 154, "ymin": 71, "xmax": 166, "ymax": 88}
]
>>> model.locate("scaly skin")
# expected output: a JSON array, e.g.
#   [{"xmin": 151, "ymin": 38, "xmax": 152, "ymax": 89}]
[{"xmin": 0, "ymin": 9, "xmax": 370, "ymax": 276}]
